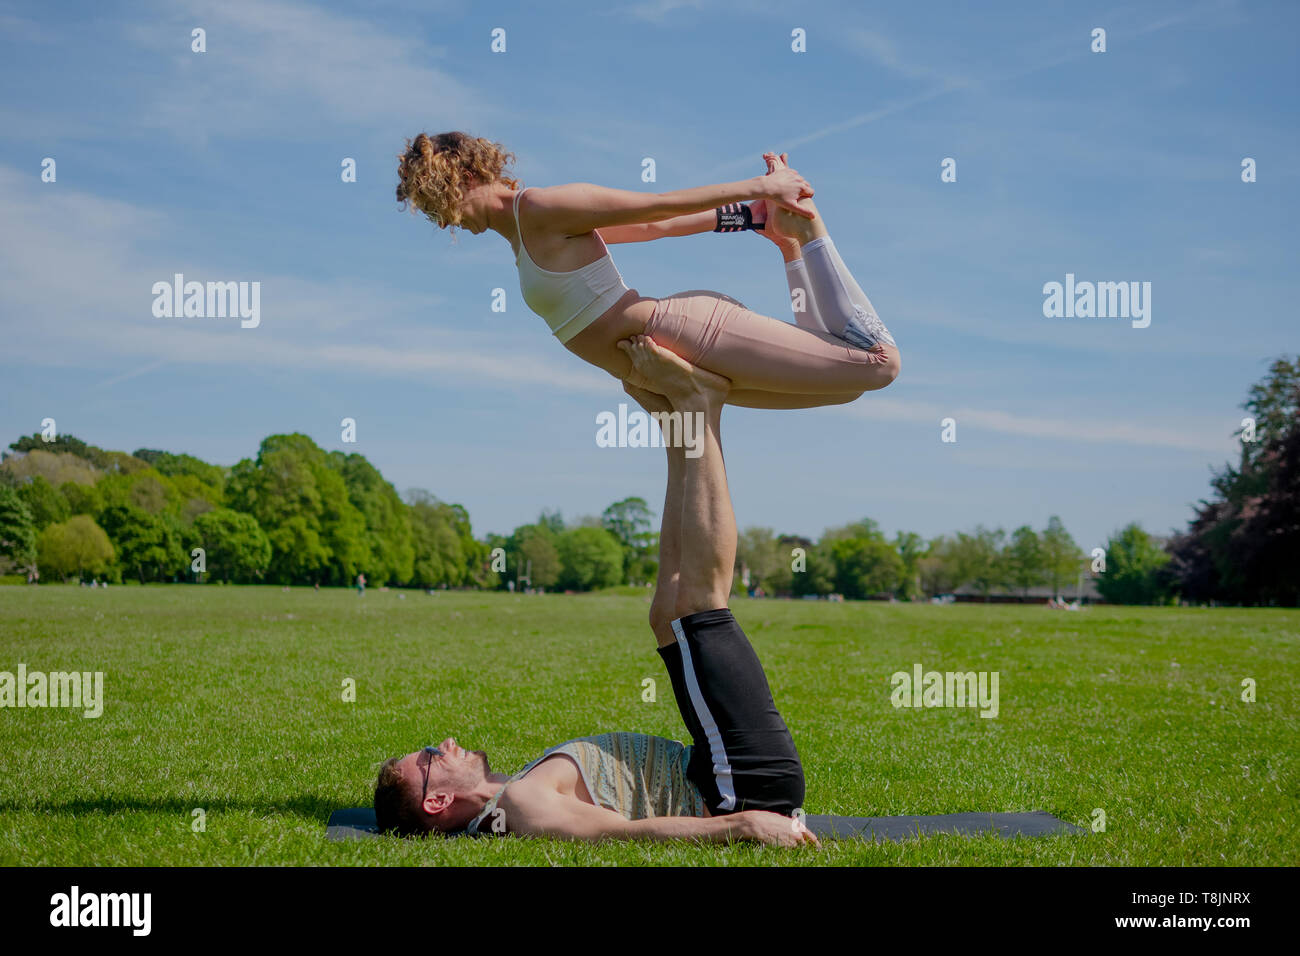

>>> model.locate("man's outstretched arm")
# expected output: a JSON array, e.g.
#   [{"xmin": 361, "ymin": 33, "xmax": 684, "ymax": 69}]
[{"xmin": 498, "ymin": 780, "xmax": 816, "ymax": 847}]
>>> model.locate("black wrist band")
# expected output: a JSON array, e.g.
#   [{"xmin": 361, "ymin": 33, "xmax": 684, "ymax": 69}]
[{"xmin": 714, "ymin": 203, "xmax": 764, "ymax": 232}]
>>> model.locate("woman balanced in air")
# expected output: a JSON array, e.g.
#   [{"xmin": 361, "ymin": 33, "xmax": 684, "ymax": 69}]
[{"xmin": 395, "ymin": 132, "xmax": 899, "ymax": 410}]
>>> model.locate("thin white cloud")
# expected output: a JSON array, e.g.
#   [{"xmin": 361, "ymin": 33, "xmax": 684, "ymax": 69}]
[
  {"xmin": 612, "ymin": 0, "xmax": 708, "ymax": 24},
  {"xmin": 93, "ymin": 359, "xmax": 171, "ymax": 390},
  {"xmin": 0, "ymin": 163, "xmax": 610, "ymax": 397},
  {"xmin": 309, "ymin": 342, "xmax": 611, "ymax": 394},
  {"xmin": 837, "ymin": 27, "xmax": 968, "ymax": 85},
  {"xmin": 837, "ymin": 395, "xmax": 1232, "ymax": 454},
  {"xmin": 707, "ymin": 2, "xmax": 1225, "ymax": 175},
  {"xmin": 124, "ymin": 0, "xmax": 506, "ymax": 142}
]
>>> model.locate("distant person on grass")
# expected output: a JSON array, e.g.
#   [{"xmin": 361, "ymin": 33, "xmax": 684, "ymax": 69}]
[{"xmin": 374, "ymin": 336, "xmax": 816, "ymax": 846}]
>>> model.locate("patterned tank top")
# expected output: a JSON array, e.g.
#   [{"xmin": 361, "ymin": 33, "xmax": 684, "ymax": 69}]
[{"xmin": 465, "ymin": 732, "xmax": 706, "ymax": 835}]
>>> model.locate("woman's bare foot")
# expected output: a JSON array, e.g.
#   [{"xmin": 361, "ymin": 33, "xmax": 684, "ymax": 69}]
[
  {"xmin": 759, "ymin": 153, "xmax": 799, "ymax": 247},
  {"xmin": 771, "ymin": 197, "xmax": 830, "ymax": 244},
  {"xmin": 616, "ymin": 335, "xmax": 731, "ymax": 409},
  {"xmin": 763, "ymin": 152, "xmax": 828, "ymax": 244},
  {"xmin": 751, "ymin": 197, "xmax": 801, "ymax": 258}
]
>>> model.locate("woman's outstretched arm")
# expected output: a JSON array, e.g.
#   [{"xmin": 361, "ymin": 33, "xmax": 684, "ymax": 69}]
[
  {"xmin": 597, "ymin": 209, "xmax": 717, "ymax": 244},
  {"xmin": 531, "ymin": 168, "xmax": 813, "ymax": 238}
]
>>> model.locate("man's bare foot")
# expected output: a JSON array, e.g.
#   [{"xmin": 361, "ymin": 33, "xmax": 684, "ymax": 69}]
[
  {"xmin": 616, "ymin": 335, "xmax": 730, "ymax": 409},
  {"xmin": 622, "ymin": 379, "xmax": 671, "ymax": 415}
]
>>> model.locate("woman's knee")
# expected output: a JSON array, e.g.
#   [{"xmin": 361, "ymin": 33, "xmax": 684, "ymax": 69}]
[
  {"xmin": 860, "ymin": 345, "xmax": 900, "ymax": 391},
  {"xmin": 826, "ymin": 391, "xmax": 866, "ymax": 406},
  {"xmin": 883, "ymin": 346, "xmax": 901, "ymax": 385}
]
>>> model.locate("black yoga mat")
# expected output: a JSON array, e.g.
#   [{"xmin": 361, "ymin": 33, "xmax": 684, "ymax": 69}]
[{"xmin": 326, "ymin": 807, "xmax": 1083, "ymax": 842}]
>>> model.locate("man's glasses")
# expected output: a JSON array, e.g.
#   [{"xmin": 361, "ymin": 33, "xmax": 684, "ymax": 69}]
[{"xmin": 419, "ymin": 745, "xmax": 443, "ymax": 802}]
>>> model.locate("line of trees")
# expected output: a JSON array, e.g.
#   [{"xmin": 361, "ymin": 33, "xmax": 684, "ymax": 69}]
[
  {"xmin": 734, "ymin": 516, "xmax": 1095, "ymax": 601},
  {"xmin": 0, "ymin": 433, "xmax": 489, "ymax": 589},
  {"xmin": 0, "ymin": 429, "xmax": 665, "ymax": 594},
  {"xmin": 0, "ymin": 357, "xmax": 1294, "ymax": 604}
]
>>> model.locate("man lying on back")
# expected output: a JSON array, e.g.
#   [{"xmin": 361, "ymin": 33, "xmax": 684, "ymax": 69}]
[{"xmin": 374, "ymin": 336, "xmax": 816, "ymax": 847}]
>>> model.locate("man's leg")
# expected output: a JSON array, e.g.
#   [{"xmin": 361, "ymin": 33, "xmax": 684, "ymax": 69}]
[
  {"xmin": 619, "ymin": 335, "xmax": 805, "ymax": 817},
  {"xmin": 622, "ymin": 379, "xmax": 686, "ymax": 649}
]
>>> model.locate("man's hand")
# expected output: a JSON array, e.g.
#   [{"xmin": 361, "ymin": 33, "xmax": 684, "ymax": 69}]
[{"xmin": 738, "ymin": 810, "xmax": 821, "ymax": 847}]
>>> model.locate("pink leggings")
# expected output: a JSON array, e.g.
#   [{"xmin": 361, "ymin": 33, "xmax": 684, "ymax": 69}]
[{"xmin": 643, "ymin": 290, "xmax": 897, "ymax": 409}]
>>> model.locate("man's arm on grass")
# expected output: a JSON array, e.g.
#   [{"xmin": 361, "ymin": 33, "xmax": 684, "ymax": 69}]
[{"xmin": 498, "ymin": 779, "xmax": 815, "ymax": 846}]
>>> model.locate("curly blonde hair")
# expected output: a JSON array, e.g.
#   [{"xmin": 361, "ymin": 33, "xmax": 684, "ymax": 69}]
[{"xmin": 396, "ymin": 131, "xmax": 520, "ymax": 231}]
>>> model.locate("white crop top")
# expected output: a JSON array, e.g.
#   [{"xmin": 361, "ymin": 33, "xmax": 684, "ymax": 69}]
[{"xmin": 512, "ymin": 187, "xmax": 632, "ymax": 343}]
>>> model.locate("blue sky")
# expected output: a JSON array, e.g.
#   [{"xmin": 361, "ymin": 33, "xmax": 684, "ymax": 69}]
[{"xmin": 1, "ymin": 0, "xmax": 1296, "ymax": 550}]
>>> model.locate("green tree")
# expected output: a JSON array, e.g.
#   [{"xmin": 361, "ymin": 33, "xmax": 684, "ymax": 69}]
[
  {"xmin": 1170, "ymin": 356, "xmax": 1300, "ymax": 605},
  {"xmin": 94, "ymin": 468, "xmax": 183, "ymax": 520},
  {"xmin": 762, "ymin": 534, "xmax": 798, "ymax": 596},
  {"xmin": 556, "ymin": 526, "xmax": 624, "ymax": 591},
  {"xmin": 8, "ymin": 433, "xmax": 128, "ymax": 471},
  {"xmin": 132, "ymin": 449, "xmax": 228, "ymax": 490},
  {"xmin": 830, "ymin": 536, "xmax": 903, "ymax": 599},
  {"xmin": 0, "ymin": 448, "xmax": 100, "ymax": 487},
  {"xmin": 894, "ymin": 530, "xmax": 925, "ymax": 600},
  {"xmin": 601, "ymin": 496, "xmax": 655, "ymax": 583},
  {"xmin": 789, "ymin": 537, "xmax": 834, "ymax": 597},
  {"xmin": 37, "ymin": 515, "xmax": 115, "ymax": 581},
  {"xmin": 225, "ymin": 434, "xmax": 368, "ymax": 585},
  {"xmin": 1096, "ymin": 523, "xmax": 1174, "ymax": 605},
  {"xmin": 1227, "ymin": 410, "xmax": 1300, "ymax": 605},
  {"xmin": 822, "ymin": 518, "xmax": 885, "ymax": 544},
  {"xmin": 483, "ymin": 531, "xmax": 510, "ymax": 589},
  {"xmin": 0, "ymin": 485, "xmax": 37, "ymax": 574},
  {"xmin": 537, "ymin": 509, "xmax": 565, "ymax": 536},
  {"xmin": 60, "ymin": 481, "xmax": 102, "ymax": 517},
  {"xmin": 919, "ymin": 535, "xmax": 960, "ymax": 596},
  {"xmin": 407, "ymin": 490, "xmax": 485, "ymax": 589},
  {"xmin": 16, "ymin": 476, "xmax": 69, "ymax": 530},
  {"xmin": 330, "ymin": 452, "xmax": 414, "ymax": 585},
  {"xmin": 1228, "ymin": 356, "xmax": 1299, "ymax": 495},
  {"xmin": 951, "ymin": 526, "xmax": 1006, "ymax": 599},
  {"xmin": 736, "ymin": 526, "xmax": 785, "ymax": 594},
  {"xmin": 193, "ymin": 508, "xmax": 271, "ymax": 582},
  {"xmin": 1003, "ymin": 525, "xmax": 1045, "ymax": 597},
  {"xmin": 1040, "ymin": 516, "xmax": 1083, "ymax": 597},
  {"xmin": 98, "ymin": 504, "xmax": 187, "ymax": 583},
  {"xmin": 509, "ymin": 523, "xmax": 560, "ymax": 589},
  {"xmin": 95, "ymin": 469, "xmax": 178, "ymax": 518}
]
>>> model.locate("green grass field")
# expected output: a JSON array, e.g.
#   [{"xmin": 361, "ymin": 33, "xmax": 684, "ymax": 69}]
[{"xmin": 1, "ymin": 586, "xmax": 1296, "ymax": 866}]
